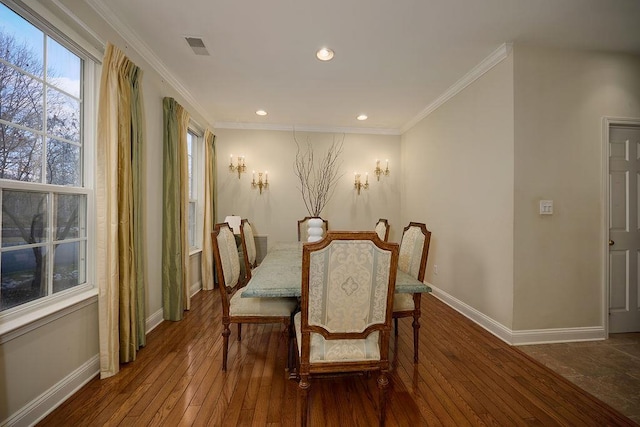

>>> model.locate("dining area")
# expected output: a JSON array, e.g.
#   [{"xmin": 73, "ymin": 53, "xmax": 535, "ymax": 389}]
[
  {"xmin": 211, "ymin": 217, "xmax": 432, "ymax": 426},
  {"xmin": 38, "ymin": 218, "xmax": 635, "ymax": 426}
]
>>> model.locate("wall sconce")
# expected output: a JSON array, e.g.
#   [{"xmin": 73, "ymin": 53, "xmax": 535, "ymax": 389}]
[
  {"xmin": 252, "ymin": 170, "xmax": 269, "ymax": 194},
  {"xmin": 354, "ymin": 172, "xmax": 369, "ymax": 195},
  {"xmin": 229, "ymin": 154, "xmax": 246, "ymax": 179},
  {"xmin": 374, "ymin": 159, "xmax": 390, "ymax": 181}
]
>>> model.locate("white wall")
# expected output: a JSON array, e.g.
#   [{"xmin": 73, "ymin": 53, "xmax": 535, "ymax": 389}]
[
  {"xmin": 401, "ymin": 54, "xmax": 515, "ymax": 328},
  {"xmin": 513, "ymin": 46, "xmax": 640, "ymax": 330},
  {"xmin": 214, "ymin": 129, "xmax": 403, "ymax": 244}
]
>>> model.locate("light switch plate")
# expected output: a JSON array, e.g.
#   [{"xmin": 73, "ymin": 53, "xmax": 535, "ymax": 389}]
[{"xmin": 539, "ymin": 200, "xmax": 553, "ymax": 215}]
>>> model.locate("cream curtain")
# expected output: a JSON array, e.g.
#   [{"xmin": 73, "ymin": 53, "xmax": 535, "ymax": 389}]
[
  {"xmin": 162, "ymin": 97, "xmax": 191, "ymax": 320},
  {"xmin": 201, "ymin": 130, "xmax": 216, "ymax": 290},
  {"xmin": 97, "ymin": 42, "xmax": 146, "ymax": 379}
]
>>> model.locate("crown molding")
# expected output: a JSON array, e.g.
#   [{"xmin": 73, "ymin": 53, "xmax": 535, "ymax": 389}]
[
  {"xmin": 73, "ymin": 2, "xmax": 512, "ymax": 137},
  {"xmin": 50, "ymin": 0, "xmax": 105, "ymax": 52},
  {"xmin": 85, "ymin": 0, "xmax": 211, "ymax": 125},
  {"xmin": 214, "ymin": 122, "xmax": 401, "ymax": 136},
  {"xmin": 401, "ymin": 42, "xmax": 513, "ymax": 133}
]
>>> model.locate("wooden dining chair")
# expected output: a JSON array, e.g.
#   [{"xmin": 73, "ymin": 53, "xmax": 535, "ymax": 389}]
[
  {"xmin": 211, "ymin": 222, "xmax": 297, "ymax": 371},
  {"xmin": 394, "ymin": 222, "xmax": 431, "ymax": 362},
  {"xmin": 297, "ymin": 216, "xmax": 328, "ymax": 242},
  {"xmin": 375, "ymin": 218, "xmax": 390, "ymax": 242},
  {"xmin": 294, "ymin": 231, "xmax": 399, "ymax": 427},
  {"xmin": 240, "ymin": 218, "xmax": 258, "ymax": 284}
]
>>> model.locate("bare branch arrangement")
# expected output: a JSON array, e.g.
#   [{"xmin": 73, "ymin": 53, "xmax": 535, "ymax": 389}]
[{"xmin": 293, "ymin": 132, "xmax": 345, "ymax": 217}]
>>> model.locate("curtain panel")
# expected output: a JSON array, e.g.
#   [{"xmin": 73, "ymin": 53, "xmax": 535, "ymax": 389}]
[
  {"xmin": 97, "ymin": 42, "xmax": 146, "ymax": 379},
  {"xmin": 162, "ymin": 97, "xmax": 191, "ymax": 320},
  {"xmin": 201, "ymin": 131, "xmax": 216, "ymax": 290},
  {"xmin": 130, "ymin": 66, "xmax": 146, "ymax": 348}
]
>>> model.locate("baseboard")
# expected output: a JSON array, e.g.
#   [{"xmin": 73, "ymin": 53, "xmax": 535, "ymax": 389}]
[
  {"xmin": 430, "ymin": 285, "xmax": 514, "ymax": 344},
  {"xmin": 429, "ymin": 285, "xmax": 605, "ymax": 345},
  {"xmin": 146, "ymin": 307, "xmax": 164, "ymax": 334},
  {"xmin": 511, "ymin": 327, "xmax": 605, "ymax": 345},
  {"xmin": 4, "ymin": 286, "xmax": 210, "ymax": 426},
  {"xmin": 146, "ymin": 283, "xmax": 201, "ymax": 335},
  {"xmin": 6, "ymin": 307, "xmax": 166, "ymax": 426},
  {"xmin": 2, "ymin": 355, "xmax": 99, "ymax": 427},
  {"xmin": 190, "ymin": 280, "xmax": 202, "ymax": 298}
]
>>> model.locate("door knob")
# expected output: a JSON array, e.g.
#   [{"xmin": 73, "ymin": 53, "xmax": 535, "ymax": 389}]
[{"xmin": 609, "ymin": 240, "xmax": 615, "ymax": 246}]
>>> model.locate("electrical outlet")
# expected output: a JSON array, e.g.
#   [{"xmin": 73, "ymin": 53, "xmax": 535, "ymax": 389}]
[{"xmin": 434, "ymin": 264, "xmax": 438, "ymax": 275}]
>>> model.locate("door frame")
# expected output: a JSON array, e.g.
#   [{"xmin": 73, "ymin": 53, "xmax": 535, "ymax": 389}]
[{"xmin": 602, "ymin": 117, "xmax": 640, "ymax": 338}]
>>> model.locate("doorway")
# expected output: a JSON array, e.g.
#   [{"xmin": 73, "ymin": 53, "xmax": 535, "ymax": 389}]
[{"xmin": 606, "ymin": 119, "xmax": 640, "ymax": 334}]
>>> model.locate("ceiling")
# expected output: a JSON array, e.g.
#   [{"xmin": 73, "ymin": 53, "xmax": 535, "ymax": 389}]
[{"xmin": 89, "ymin": 0, "xmax": 640, "ymax": 134}]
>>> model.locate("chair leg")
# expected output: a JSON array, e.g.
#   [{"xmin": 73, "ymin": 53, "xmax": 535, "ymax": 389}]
[
  {"xmin": 377, "ymin": 372, "xmax": 389, "ymax": 427},
  {"xmin": 298, "ymin": 375, "xmax": 310, "ymax": 427},
  {"xmin": 238, "ymin": 323, "xmax": 242, "ymax": 341},
  {"xmin": 283, "ymin": 319, "xmax": 292, "ymax": 373},
  {"xmin": 394, "ymin": 317, "xmax": 398, "ymax": 336},
  {"xmin": 412, "ymin": 314, "xmax": 420, "ymax": 362},
  {"xmin": 222, "ymin": 322, "xmax": 231, "ymax": 371}
]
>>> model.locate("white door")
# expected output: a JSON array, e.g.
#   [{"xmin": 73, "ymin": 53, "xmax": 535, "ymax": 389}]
[{"xmin": 609, "ymin": 125, "xmax": 640, "ymax": 333}]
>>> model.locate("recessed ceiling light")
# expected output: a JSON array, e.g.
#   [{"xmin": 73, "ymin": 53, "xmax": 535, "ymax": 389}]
[
  {"xmin": 256, "ymin": 110, "xmax": 267, "ymax": 116},
  {"xmin": 316, "ymin": 47, "xmax": 334, "ymax": 61},
  {"xmin": 357, "ymin": 114, "xmax": 368, "ymax": 121}
]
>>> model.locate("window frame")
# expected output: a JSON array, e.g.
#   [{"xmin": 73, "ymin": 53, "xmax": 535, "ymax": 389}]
[
  {"xmin": 0, "ymin": 0, "xmax": 100, "ymax": 337},
  {"xmin": 187, "ymin": 124, "xmax": 204, "ymax": 253}
]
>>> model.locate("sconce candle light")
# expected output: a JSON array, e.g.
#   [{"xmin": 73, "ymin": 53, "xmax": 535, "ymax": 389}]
[
  {"xmin": 252, "ymin": 170, "xmax": 269, "ymax": 194},
  {"xmin": 229, "ymin": 154, "xmax": 246, "ymax": 179},
  {"xmin": 374, "ymin": 158, "xmax": 390, "ymax": 181},
  {"xmin": 354, "ymin": 172, "xmax": 369, "ymax": 195}
]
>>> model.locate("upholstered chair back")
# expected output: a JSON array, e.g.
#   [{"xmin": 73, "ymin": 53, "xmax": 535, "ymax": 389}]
[
  {"xmin": 375, "ymin": 218, "xmax": 390, "ymax": 242},
  {"xmin": 212, "ymin": 223, "xmax": 242, "ymax": 314},
  {"xmin": 296, "ymin": 231, "xmax": 399, "ymax": 426},
  {"xmin": 241, "ymin": 219, "xmax": 257, "ymax": 267},
  {"xmin": 398, "ymin": 222, "xmax": 431, "ymax": 282},
  {"xmin": 308, "ymin": 240, "xmax": 393, "ymax": 334}
]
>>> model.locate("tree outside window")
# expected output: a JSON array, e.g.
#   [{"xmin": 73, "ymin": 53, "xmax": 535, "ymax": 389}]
[{"xmin": 0, "ymin": 3, "xmax": 88, "ymax": 312}]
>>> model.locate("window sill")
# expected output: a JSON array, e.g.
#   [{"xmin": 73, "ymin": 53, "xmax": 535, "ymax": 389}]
[
  {"xmin": 0, "ymin": 288, "xmax": 98, "ymax": 344},
  {"xmin": 189, "ymin": 248, "xmax": 202, "ymax": 257}
]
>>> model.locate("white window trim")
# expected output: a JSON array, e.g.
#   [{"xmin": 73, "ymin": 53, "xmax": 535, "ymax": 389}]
[
  {"xmin": 188, "ymin": 123, "xmax": 204, "ymax": 254},
  {"xmin": 0, "ymin": 0, "xmax": 99, "ymax": 338},
  {"xmin": 0, "ymin": 288, "xmax": 97, "ymax": 341}
]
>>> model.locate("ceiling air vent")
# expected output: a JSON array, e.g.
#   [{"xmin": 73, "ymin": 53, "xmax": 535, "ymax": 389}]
[{"xmin": 185, "ymin": 37, "xmax": 210, "ymax": 56}]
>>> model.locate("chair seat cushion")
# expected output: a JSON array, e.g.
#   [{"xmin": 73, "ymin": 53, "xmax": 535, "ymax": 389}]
[
  {"xmin": 393, "ymin": 293, "xmax": 415, "ymax": 312},
  {"xmin": 229, "ymin": 292, "xmax": 297, "ymax": 317},
  {"xmin": 294, "ymin": 312, "xmax": 380, "ymax": 363}
]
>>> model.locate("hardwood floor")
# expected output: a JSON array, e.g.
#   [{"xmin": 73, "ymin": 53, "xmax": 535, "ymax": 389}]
[{"xmin": 38, "ymin": 290, "xmax": 636, "ymax": 426}]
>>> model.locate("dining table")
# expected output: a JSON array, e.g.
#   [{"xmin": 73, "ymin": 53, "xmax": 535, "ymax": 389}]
[
  {"xmin": 241, "ymin": 242, "xmax": 432, "ymax": 378},
  {"xmin": 241, "ymin": 242, "xmax": 432, "ymax": 298}
]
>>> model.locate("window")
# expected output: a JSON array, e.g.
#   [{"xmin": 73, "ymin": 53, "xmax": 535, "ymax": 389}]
[
  {"xmin": 0, "ymin": 2, "xmax": 94, "ymax": 314},
  {"xmin": 187, "ymin": 128, "xmax": 202, "ymax": 250}
]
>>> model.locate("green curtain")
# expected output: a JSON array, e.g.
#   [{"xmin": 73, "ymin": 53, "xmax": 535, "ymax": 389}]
[
  {"xmin": 201, "ymin": 130, "xmax": 217, "ymax": 290},
  {"xmin": 162, "ymin": 97, "xmax": 190, "ymax": 320},
  {"xmin": 116, "ymin": 54, "xmax": 146, "ymax": 362}
]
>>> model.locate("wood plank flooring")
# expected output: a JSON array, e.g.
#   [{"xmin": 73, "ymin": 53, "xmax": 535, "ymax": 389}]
[{"xmin": 38, "ymin": 290, "xmax": 637, "ymax": 426}]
